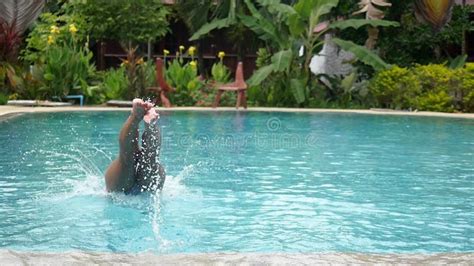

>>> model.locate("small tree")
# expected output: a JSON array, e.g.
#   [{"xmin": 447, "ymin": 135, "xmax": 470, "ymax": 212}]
[
  {"xmin": 73, "ymin": 0, "xmax": 170, "ymax": 98},
  {"xmin": 74, "ymin": 0, "xmax": 170, "ymax": 51}
]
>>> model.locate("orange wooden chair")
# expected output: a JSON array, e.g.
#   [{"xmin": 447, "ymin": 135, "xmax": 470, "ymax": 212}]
[
  {"xmin": 147, "ymin": 58, "xmax": 174, "ymax": 107},
  {"xmin": 213, "ymin": 62, "xmax": 248, "ymax": 109}
]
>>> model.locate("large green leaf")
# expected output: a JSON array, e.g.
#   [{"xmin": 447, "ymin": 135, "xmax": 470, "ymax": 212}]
[
  {"xmin": 239, "ymin": 15, "xmax": 281, "ymax": 45},
  {"xmin": 294, "ymin": 0, "xmax": 339, "ymax": 19},
  {"xmin": 289, "ymin": 0, "xmax": 338, "ymax": 37},
  {"xmin": 190, "ymin": 18, "xmax": 230, "ymax": 41},
  {"xmin": 271, "ymin": 49, "xmax": 292, "ymax": 72},
  {"xmin": 241, "ymin": 0, "xmax": 285, "ymax": 48},
  {"xmin": 248, "ymin": 64, "xmax": 274, "ymax": 86},
  {"xmin": 290, "ymin": 78, "xmax": 306, "ymax": 104},
  {"xmin": 288, "ymin": 13, "xmax": 305, "ymax": 37},
  {"xmin": 330, "ymin": 19, "xmax": 399, "ymax": 30},
  {"xmin": 175, "ymin": 0, "xmax": 212, "ymax": 33},
  {"xmin": 332, "ymin": 38, "xmax": 389, "ymax": 71},
  {"xmin": 448, "ymin": 54, "xmax": 467, "ymax": 69},
  {"xmin": 341, "ymin": 72, "xmax": 357, "ymax": 92},
  {"xmin": 258, "ymin": 0, "xmax": 296, "ymax": 17}
]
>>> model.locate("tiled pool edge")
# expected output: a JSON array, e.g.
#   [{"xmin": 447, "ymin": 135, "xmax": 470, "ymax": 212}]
[
  {"xmin": 1, "ymin": 250, "xmax": 473, "ymax": 264},
  {"xmin": 0, "ymin": 106, "xmax": 473, "ymax": 119}
]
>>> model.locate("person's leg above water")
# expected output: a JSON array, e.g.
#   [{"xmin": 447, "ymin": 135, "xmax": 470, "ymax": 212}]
[
  {"xmin": 104, "ymin": 99, "xmax": 153, "ymax": 192},
  {"xmin": 136, "ymin": 107, "xmax": 166, "ymax": 192}
]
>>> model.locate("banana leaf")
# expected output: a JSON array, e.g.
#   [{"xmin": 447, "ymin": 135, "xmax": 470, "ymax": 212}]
[
  {"xmin": 448, "ymin": 55, "xmax": 467, "ymax": 69},
  {"xmin": 290, "ymin": 78, "xmax": 306, "ymax": 104},
  {"xmin": 190, "ymin": 18, "xmax": 230, "ymax": 41},
  {"xmin": 248, "ymin": 65, "xmax": 274, "ymax": 87},
  {"xmin": 332, "ymin": 38, "xmax": 390, "ymax": 71},
  {"xmin": 271, "ymin": 50, "xmax": 293, "ymax": 72},
  {"xmin": 330, "ymin": 19, "xmax": 399, "ymax": 30}
]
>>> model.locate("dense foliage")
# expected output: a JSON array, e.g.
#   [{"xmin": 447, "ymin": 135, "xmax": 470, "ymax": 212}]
[
  {"xmin": 379, "ymin": 4, "xmax": 473, "ymax": 66},
  {"xmin": 71, "ymin": 0, "xmax": 170, "ymax": 47},
  {"xmin": 370, "ymin": 64, "xmax": 474, "ymax": 112},
  {"xmin": 0, "ymin": 0, "xmax": 472, "ymax": 113}
]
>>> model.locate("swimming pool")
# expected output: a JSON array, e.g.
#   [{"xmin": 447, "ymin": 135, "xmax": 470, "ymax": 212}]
[{"xmin": 0, "ymin": 111, "xmax": 472, "ymax": 254}]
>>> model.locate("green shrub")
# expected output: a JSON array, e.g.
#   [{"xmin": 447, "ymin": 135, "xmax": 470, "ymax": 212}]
[
  {"xmin": 0, "ymin": 93, "xmax": 7, "ymax": 105},
  {"xmin": 461, "ymin": 63, "xmax": 474, "ymax": 112},
  {"xmin": 463, "ymin": 90, "xmax": 474, "ymax": 113},
  {"xmin": 417, "ymin": 91, "xmax": 454, "ymax": 112},
  {"xmin": 166, "ymin": 59, "xmax": 202, "ymax": 106},
  {"xmin": 22, "ymin": 12, "xmax": 87, "ymax": 64},
  {"xmin": 369, "ymin": 66, "xmax": 421, "ymax": 110},
  {"xmin": 369, "ymin": 63, "xmax": 474, "ymax": 112},
  {"xmin": 412, "ymin": 64, "xmax": 458, "ymax": 112},
  {"xmin": 100, "ymin": 67, "xmax": 128, "ymax": 100},
  {"xmin": 413, "ymin": 64, "xmax": 459, "ymax": 93},
  {"xmin": 211, "ymin": 61, "xmax": 231, "ymax": 84},
  {"xmin": 40, "ymin": 45, "xmax": 95, "ymax": 99}
]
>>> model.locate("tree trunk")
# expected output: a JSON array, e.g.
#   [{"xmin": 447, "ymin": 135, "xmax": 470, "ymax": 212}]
[
  {"xmin": 147, "ymin": 40, "xmax": 152, "ymax": 60},
  {"xmin": 461, "ymin": 0, "xmax": 467, "ymax": 55},
  {"xmin": 197, "ymin": 40, "xmax": 206, "ymax": 78}
]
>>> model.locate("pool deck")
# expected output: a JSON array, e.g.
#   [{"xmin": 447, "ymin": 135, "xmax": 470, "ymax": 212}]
[
  {"xmin": 1, "ymin": 105, "xmax": 474, "ymax": 119},
  {"xmin": 1, "ymin": 250, "xmax": 473, "ymax": 265}
]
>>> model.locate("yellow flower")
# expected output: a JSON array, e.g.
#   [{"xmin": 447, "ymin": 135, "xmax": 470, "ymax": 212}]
[
  {"xmin": 218, "ymin": 51, "xmax": 225, "ymax": 60},
  {"xmin": 69, "ymin": 24, "xmax": 78, "ymax": 34},
  {"xmin": 47, "ymin": 35, "xmax": 55, "ymax": 45},
  {"xmin": 137, "ymin": 58, "xmax": 144, "ymax": 65},
  {"xmin": 189, "ymin": 60, "xmax": 197, "ymax": 68},
  {"xmin": 120, "ymin": 60, "xmax": 129, "ymax": 67},
  {"xmin": 50, "ymin": 25, "xmax": 60, "ymax": 34},
  {"xmin": 163, "ymin": 49, "xmax": 170, "ymax": 55},
  {"xmin": 188, "ymin": 46, "xmax": 196, "ymax": 56},
  {"xmin": 179, "ymin": 45, "xmax": 185, "ymax": 51}
]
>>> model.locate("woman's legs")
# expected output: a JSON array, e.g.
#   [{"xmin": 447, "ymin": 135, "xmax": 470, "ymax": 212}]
[
  {"xmin": 104, "ymin": 99, "xmax": 152, "ymax": 192},
  {"xmin": 136, "ymin": 108, "xmax": 166, "ymax": 191}
]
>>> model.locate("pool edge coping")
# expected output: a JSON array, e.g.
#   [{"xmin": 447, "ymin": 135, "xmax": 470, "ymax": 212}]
[
  {"xmin": 1, "ymin": 106, "xmax": 474, "ymax": 119},
  {"xmin": 1, "ymin": 250, "xmax": 473, "ymax": 264}
]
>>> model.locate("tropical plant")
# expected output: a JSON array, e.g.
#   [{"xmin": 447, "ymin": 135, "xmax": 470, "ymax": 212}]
[
  {"xmin": 369, "ymin": 66, "xmax": 421, "ymax": 109},
  {"xmin": 0, "ymin": 92, "xmax": 7, "ymax": 105},
  {"xmin": 181, "ymin": 0, "xmax": 263, "ymax": 66},
  {"xmin": 314, "ymin": 70, "xmax": 370, "ymax": 108},
  {"xmin": 99, "ymin": 67, "xmax": 128, "ymax": 101},
  {"xmin": 241, "ymin": 0, "xmax": 398, "ymax": 105},
  {"xmin": 165, "ymin": 57, "xmax": 203, "ymax": 106},
  {"xmin": 353, "ymin": 0, "xmax": 392, "ymax": 49},
  {"xmin": 0, "ymin": 0, "xmax": 44, "ymax": 62},
  {"xmin": 40, "ymin": 44, "xmax": 95, "ymax": 99},
  {"xmin": 22, "ymin": 12, "xmax": 87, "ymax": 63},
  {"xmin": 211, "ymin": 52, "xmax": 231, "ymax": 83},
  {"xmin": 70, "ymin": 0, "xmax": 170, "ymax": 99},
  {"xmin": 72, "ymin": 0, "xmax": 170, "ymax": 52},
  {"xmin": 369, "ymin": 63, "xmax": 474, "ymax": 112},
  {"xmin": 415, "ymin": 0, "xmax": 455, "ymax": 30},
  {"xmin": 188, "ymin": 0, "xmax": 247, "ymax": 41},
  {"xmin": 0, "ymin": 0, "xmax": 44, "ymax": 96},
  {"xmin": 379, "ymin": 4, "xmax": 473, "ymax": 65}
]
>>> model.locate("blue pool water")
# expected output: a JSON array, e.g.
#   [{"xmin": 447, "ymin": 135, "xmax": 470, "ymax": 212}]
[{"xmin": 0, "ymin": 111, "xmax": 473, "ymax": 253}]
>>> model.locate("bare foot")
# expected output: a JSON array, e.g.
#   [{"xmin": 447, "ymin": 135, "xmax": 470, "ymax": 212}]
[
  {"xmin": 144, "ymin": 107, "xmax": 159, "ymax": 124},
  {"xmin": 131, "ymin": 98, "xmax": 150, "ymax": 121}
]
